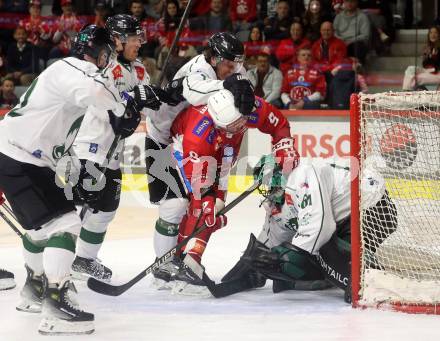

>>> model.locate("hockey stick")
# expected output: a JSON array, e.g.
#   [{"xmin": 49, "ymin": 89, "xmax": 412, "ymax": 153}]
[
  {"xmin": 87, "ymin": 177, "xmax": 263, "ymax": 296},
  {"xmin": 157, "ymin": 0, "xmax": 195, "ymax": 85},
  {"xmin": 0, "ymin": 204, "xmax": 24, "ymax": 238}
]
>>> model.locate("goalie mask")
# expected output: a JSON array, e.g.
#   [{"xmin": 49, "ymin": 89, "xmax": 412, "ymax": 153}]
[
  {"xmin": 253, "ymin": 155, "xmax": 287, "ymax": 207},
  {"xmin": 71, "ymin": 25, "xmax": 115, "ymax": 69}
]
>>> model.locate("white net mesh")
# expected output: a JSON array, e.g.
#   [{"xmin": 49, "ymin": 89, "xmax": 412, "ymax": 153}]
[{"xmin": 358, "ymin": 91, "xmax": 440, "ymax": 307}]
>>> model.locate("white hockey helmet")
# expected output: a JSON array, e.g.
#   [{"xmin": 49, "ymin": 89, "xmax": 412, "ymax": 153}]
[{"xmin": 207, "ymin": 90, "xmax": 247, "ymax": 134}]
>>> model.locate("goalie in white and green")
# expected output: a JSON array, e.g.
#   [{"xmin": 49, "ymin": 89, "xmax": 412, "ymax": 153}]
[{"xmin": 218, "ymin": 155, "xmax": 397, "ymax": 301}]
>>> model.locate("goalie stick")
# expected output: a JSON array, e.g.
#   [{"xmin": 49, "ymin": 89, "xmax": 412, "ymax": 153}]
[
  {"xmin": 87, "ymin": 176, "xmax": 265, "ymax": 296},
  {"xmin": 0, "ymin": 203, "xmax": 24, "ymax": 239}
]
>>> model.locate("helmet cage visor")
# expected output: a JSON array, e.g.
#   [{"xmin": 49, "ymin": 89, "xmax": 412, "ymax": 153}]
[{"xmin": 214, "ymin": 56, "xmax": 244, "ymax": 73}]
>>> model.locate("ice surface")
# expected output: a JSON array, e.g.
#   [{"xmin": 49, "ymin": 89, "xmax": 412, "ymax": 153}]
[{"xmin": 0, "ymin": 194, "xmax": 439, "ymax": 340}]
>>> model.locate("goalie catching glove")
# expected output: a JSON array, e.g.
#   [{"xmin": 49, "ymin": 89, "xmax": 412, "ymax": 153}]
[{"xmin": 222, "ymin": 73, "xmax": 255, "ymax": 116}]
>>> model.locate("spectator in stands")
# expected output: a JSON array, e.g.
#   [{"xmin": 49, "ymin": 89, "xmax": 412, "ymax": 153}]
[
  {"xmin": 281, "ymin": 47, "xmax": 326, "ymax": 109},
  {"xmin": 244, "ymin": 25, "xmax": 266, "ymax": 68},
  {"xmin": 276, "ymin": 22, "xmax": 311, "ymax": 73},
  {"xmin": 402, "ymin": 26, "xmax": 440, "ymax": 91},
  {"xmin": 131, "ymin": 0, "xmax": 158, "ymax": 58},
  {"xmin": 0, "ymin": 46, "xmax": 7, "ymax": 79},
  {"xmin": 312, "ymin": 21, "xmax": 348, "ymax": 74},
  {"xmin": 189, "ymin": 0, "xmax": 233, "ymax": 37},
  {"xmin": 1, "ymin": 0, "xmax": 27, "ymax": 12},
  {"xmin": 333, "ymin": 0, "xmax": 370, "ymax": 64},
  {"xmin": 93, "ymin": 1, "xmax": 112, "ymax": 28},
  {"xmin": 229, "ymin": 0, "xmax": 257, "ymax": 34},
  {"xmin": 49, "ymin": 0, "xmax": 82, "ymax": 60},
  {"xmin": 312, "ymin": 21, "xmax": 356, "ymax": 108},
  {"xmin": 332, "ymin": 0, "xmax": 344, "ymax": 15},
  {"xmin": 130, "ymin": 0, "xmax": 149, "ymax": 22},
  {"xmin": 146, "ymin": 0, "xmax": 164, "ymax": 20},
  {"xmin": 246, "ymin": 50, "xmax": 283, "ymax": 107},
  {"xmin": 0, "ymin": 77, "xmax": 19, "ymax": 109},
  {"xmin": 18, "ymin": 0, "xmax": 52, "ymax": 61},
  {"xmin": 6, "ymin": 27, "xmax": 39, "ymax": 86},
  {"xmin": 303, "ymin": 0, "xmax": 333, "ymax": 42},
  {"xmin": 359, "ymin": 0, "xmax": 395, "ymax": 55},
  {"xmin": 263, "ymin": 0, "xmax": 292, "ymax": 41}
]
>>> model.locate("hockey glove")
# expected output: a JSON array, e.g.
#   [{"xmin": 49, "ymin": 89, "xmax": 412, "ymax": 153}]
[
  {"xmin": 191, "ymin": 193, "xmax": 227, "ymax": 231},
  {"xmin": 108, "ymin": 97, "xmax": 141, "ymax": 139},
  {"xmin": 223, "ymin": 73, "xmax": 255, "ymax": 116},
  {"xmin": 159, "ymin": 77, "xmax": 185, "ymax": 106},
  {"xmin": 133, "ymin": 84, "xmax": 162, "ymax": 111},
  {"xmin": 272, "ymin": 137, "xmax": 300, "ymax": 175},
  {"xmin": 72, "ymin": 160, "xmax": 104, "ymax": 209}
]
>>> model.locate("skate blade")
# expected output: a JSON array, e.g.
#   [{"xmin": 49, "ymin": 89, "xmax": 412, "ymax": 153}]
[
  {"xmin": 151, "ymin": 277, "xmax": 174, "ymax": 290},
  {"xmin": 171, "ymin": 280, "xmax": 212, "ymax": 298},
  {"xmin": 16, "ymin": 299, "xmax": 42, "ymax": 313},
  {"xmin": 38, "ymin": 317, "xmax": 94, "ymax": 335},
  {"xmin": 0, "ymin": 278, "xmax": 16, "ymax": 290}
]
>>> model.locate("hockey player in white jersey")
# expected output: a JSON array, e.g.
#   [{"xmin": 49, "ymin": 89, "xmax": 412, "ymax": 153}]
[
  {"xmin": 0, "ymin": 25, "xmax": 153, "ymax": 335},
  {"xmin": 145, "ymin": 32, "xmax": 255, "ymax": 284},
  {"xmin": 215, "ymin": 157, "xmax": 397, "ymax": 301},
  {"xmin": 71, "ymin": 14, "xmax": 171, "ymax": 281}
]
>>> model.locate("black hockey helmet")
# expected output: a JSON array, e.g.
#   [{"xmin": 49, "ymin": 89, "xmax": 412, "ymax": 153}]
[
  {"xmin": 207, "ymin": 32, "xmax": 244, "ymax": 63},
  {"xmin": 71, "ymin": 25, "xmax": 115, "ymax": 68},
  {"xmin": 105, "ymin": 14, "xmax": 145, "ymax": 44}
]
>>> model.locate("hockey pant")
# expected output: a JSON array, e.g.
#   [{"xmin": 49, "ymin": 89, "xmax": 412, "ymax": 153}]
[{"xmin": 0, "ymin": 152, "xmax": 79, "ymax": 283}]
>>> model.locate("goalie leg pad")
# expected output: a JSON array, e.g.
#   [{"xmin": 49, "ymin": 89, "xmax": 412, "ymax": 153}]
[
  {"xmin": 221, "ymin": 233, "xmax": 267, "ymax": 282},
  {"xmin": 315, "ymin": 233, "xmax": 351, "ymax": 290}
]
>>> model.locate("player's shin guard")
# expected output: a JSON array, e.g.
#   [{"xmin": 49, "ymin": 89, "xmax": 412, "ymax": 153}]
[
  {"xmin": 76, "ymin": 210, "xmax": 115, "ymax": 259},
  {"xmin": 153, "ymin": 218, "xmax": 179, "ymax": 257}
]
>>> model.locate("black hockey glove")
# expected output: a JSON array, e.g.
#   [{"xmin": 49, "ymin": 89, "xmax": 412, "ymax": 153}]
[
  {"xmin": 223, "ymin": 73, "xmax": 255, "ymax": 116},
  {"xmin": 72, "ymin": 159, "xmax": 104, "ymax": 209},
  {"xmin": 133, "ymin": 84, "xmax": 162, "ymax": 111},
  {"xmin": 156, "ymin": 77, "xmax": 185, "ymax": 106},
  {"xmin": 108, "ymin": 97, "xmax": 141, "ymax": 139}
]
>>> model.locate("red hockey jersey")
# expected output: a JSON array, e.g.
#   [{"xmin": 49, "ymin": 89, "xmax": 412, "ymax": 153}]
[
  {"xmin": 170, "ymin": 96, "xmax": 291, "ymax": 197},
  {"xmin": 281, "ymin": 66, "xmax": 326, "ymax": 104}
]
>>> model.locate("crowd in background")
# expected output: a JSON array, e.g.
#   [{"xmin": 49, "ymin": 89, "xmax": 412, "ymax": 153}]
[{"xmin": 0, "ymin": 0, "xmax": 428, "ymax": 110}]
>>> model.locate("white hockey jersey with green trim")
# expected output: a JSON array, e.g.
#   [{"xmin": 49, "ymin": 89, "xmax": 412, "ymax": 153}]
[
  {"xmin": 73, "ymin": 58, "xmax": 150, "ymax": 170},
  {"xmin": 0, "ymin": 57, "xmax": 126, "ymax": 170}
]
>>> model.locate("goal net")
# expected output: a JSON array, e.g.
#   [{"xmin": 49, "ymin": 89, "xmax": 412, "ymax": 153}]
[{"xmin": 350, "ymin": 92, "xmax": 440, "ymax": 314}]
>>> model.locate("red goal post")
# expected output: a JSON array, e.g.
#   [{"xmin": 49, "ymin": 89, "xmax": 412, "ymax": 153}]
[{"xmin": 350, "ymin": 92, "xmax": 440, "ymax": 315}]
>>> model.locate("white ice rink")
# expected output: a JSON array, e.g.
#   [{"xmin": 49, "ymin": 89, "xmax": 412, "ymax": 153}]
[{"xmin": 0, "ymin": 194, "xmax": 439, "ymax": 341}]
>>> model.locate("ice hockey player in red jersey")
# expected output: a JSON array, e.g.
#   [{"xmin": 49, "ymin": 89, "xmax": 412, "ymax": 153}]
[{"xmin": 168, "ymin": 89, "xmax": 299, "ymax": 295}]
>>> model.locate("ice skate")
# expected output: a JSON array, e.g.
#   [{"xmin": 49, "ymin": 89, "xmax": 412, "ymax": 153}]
[
  {"xmin": 38, "ymin": 278, "xmax": 94, "ymax": 335},
  {"xmin": 151, "ymin": 256, "xmax": 182, "ymax": 290},
  {"xmin": 171, "ymin": 260, "xmax": 211, "ymax": 297},
  {"xmin": 16, "ymin": 265, "xmax": 43, "ymax": 313},
  {"xmin": 0, "ymin": 268, "xmax": 16, "ymax": 290},
  {"xmin": 71, "ymin": 256, "xmax": 112, "ymax": 281}
]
